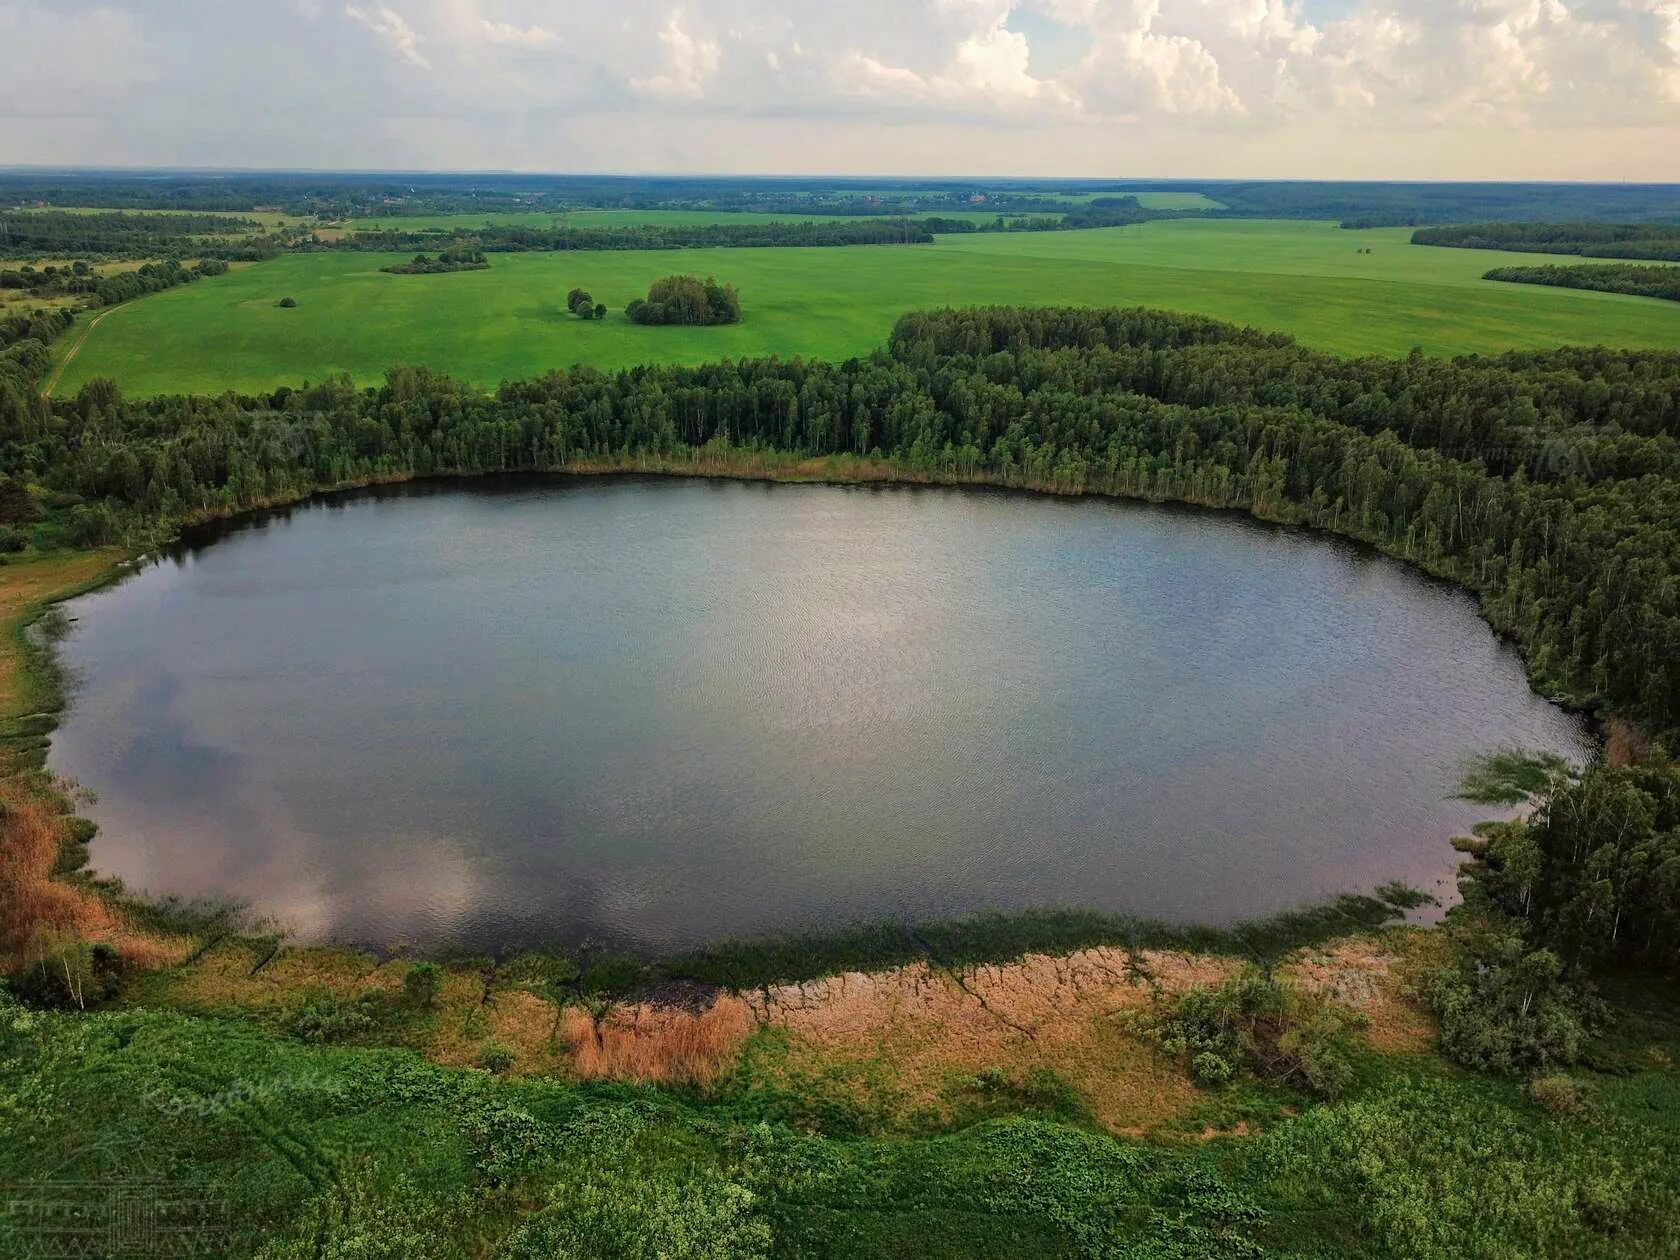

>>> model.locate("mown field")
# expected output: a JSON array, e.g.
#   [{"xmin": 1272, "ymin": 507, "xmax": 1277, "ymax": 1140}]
[{"xmin": 54, "ymin": 219, "xmax": 1680, "ymax": 397}]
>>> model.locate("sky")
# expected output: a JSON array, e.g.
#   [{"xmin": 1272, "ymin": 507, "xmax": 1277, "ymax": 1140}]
[{"xmin": 1, "ymin": 0, "xmax": 1677, "ymax": 180}]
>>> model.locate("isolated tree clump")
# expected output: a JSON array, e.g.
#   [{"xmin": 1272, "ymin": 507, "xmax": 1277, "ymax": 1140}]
[
  {"xmin": 566, "ymin": 287, "xmax": 603, "ymax": 319},
  {"xmin": 625, "ymin": 274, "xmax": 740, "ymax": 326},
  {"xmin": 277, "ymin": 296, "xmax": 298, "ymax": 308}
]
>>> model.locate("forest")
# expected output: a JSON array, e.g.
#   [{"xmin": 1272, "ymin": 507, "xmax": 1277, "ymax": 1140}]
[
  {"xmin": 1484, "ymin": 263, "xmax": 1680, "ymax": 303},
  {"xmin": 0, "ymin": 210, "xmax": 278, "ymax": 261},
  {"xmin": 1415, "ymin": 223, "xmax": 1680, "ymax": 261}
]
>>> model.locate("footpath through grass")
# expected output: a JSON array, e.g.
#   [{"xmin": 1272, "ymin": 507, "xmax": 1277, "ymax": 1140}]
[{"xmin": 56, "ymin": 220, "xmax": 1680, "ymax": 397}]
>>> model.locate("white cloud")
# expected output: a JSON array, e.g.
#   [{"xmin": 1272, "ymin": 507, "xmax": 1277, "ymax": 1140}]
[
  {"xmin": 481, "ymin": 18, "xmax": 556, "ymax": 47},
  {"xmin": 632, "ymin": 11, "xmax": 721, "ymax": 98},
  {"xmin": 345, "ymin": 3, "xmax": 431, "ymax": 70}
]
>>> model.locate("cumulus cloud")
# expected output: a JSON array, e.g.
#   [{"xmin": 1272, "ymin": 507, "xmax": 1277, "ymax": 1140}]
[
  {"xmin": 345, "ymin": 3, "xmax": 430, "ymax": 69},
  {"xmin": 632, "ymin": 12, "xmax": 721, "ymax": 98}
]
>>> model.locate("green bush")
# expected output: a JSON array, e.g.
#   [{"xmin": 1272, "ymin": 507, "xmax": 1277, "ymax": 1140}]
[
  {"xmin": 1529, "ymin": 1074, "xmax": 1585, "ymax": 1114},
  {"xmin": 402, "ymin": 961, "xmax": 442, "ymax": 1010},
  {"xmin": 287, "ymin": 991, "xmax": 380, "ymax": 1043},
  {"xmin": 477, "ymin": 1041, "xmax": 515, "ymax": 1074},
  {"xmin": 1128, "ymin": 967, "xmax": 1362, "ymax": 1098},
  {"xmin": 1424, "ymin": 927, "xmax": 1598, "ymax": 1073}
]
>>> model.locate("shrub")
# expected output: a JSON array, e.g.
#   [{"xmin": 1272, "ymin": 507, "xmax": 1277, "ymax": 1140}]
[
  {"xmin": 287, "ymin": 991, "xmax": 379, "ymax": 1043},
  {"xmin": 1128, "ymin": 967, "xmax": 1363, "ymax": 1098},
  {"xmin": 566, "ymin": 287, "xmax": 596, "ymax": 319},
  {"xmin": 9, "ymin": 930, "xmax": 126, "ymax": 1010},
  {"xmin": 277, "ymin": 296, "xmax": 298, "ymax": 309},
  {"xmin": 478, "ymin": 1041, "xmax": 516, "ymax": 1074},
  {"xmin": 402, "ymin": 961, "xmax": 442, "ymax": 1010},
  {"xmin": 1529, "ymin": 1074, "xmax": 1585, "ymax": 1114},
  {"xmin": 0, "ymin": 525, "xmax": 26, "ymax": 554},
  {"xmin": 1423, "ymin": 926, "xmax": 1599, "ymax": 1073}
]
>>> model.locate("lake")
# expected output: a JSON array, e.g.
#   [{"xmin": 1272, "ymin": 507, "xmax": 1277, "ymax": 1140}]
[{"xmin": 48, "ymin": 477, "xmax": 1592, "ymax": 953}]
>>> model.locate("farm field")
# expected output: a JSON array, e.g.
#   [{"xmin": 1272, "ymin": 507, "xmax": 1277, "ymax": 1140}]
[{"xmin": 54, "ymin": 219, "xmax": 1680, "ymax": 397}]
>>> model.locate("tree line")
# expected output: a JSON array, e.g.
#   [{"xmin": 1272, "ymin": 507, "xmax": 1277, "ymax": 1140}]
[
  {"xmin": 1484, "ymin": 263, "xmax": 1680, "ymax": 303},
  {"xmin": 335, "ymin": 218, "xmax": 935, "ymax": 254},
  {"xmin": 0, "ymin": 211, "xmax": 277, "ymax": 262},
  {"xmin": 1415, "ymin": 222, "xmax": 1680, "ymax": 262},
  {"xmin": 2, "ymin": 258, "xmax": 228, "ymax": 305}
]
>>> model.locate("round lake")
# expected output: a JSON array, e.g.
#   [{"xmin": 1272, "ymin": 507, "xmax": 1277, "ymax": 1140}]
[{"xmin": 49, "ymin": 477, "xmax": 1592, "ymax": 953}]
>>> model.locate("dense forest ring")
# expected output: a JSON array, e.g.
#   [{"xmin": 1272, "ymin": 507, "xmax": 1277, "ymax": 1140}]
[{"xmin": 52, "ymin": 221, "xmax": 1680, "ymax": 397}]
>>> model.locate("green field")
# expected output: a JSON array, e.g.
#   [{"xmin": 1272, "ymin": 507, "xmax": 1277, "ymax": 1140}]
[{"xmin": 55, "ymin": 220, "xmax": 1680, "ymax": 397}]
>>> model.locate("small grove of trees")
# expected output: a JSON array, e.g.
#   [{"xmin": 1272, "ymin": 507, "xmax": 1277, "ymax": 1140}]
[
  {"xmin": 380, "ymin": 248, "xmax": 488, "ymax": 276},
  {"xmin": 566, "ymin": 288, "xmax": 606, "ymax": 320},
  {"xmin": 1424, "ymin": 752, "xmax": 1680, "ymax": 1073},
  {"xmin": 626, "ymin": 275, "xmax": 740, "ymax": 326}
]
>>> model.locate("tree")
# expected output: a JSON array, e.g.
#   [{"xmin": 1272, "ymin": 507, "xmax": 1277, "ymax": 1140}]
[
  {"xmin": 593, "ymin": 302, "xmax": 607, "ymax": 320},
  {"xmin": 625, "ymin": 275, "xmax": 740, "ymax": 326},
  {"xmin": 566, "ymin": 287, "xmax": 595, "ymax": 319}
]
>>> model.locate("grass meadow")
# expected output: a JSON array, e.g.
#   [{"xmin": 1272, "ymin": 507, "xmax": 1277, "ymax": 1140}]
[{"xmin": 54, "ymin": 219, "xmax": 1680, "ymax": 397}]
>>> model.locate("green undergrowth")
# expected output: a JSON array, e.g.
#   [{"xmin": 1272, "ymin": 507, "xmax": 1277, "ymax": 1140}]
[{"xmin": 4, "ymin": 982, "xmax": 1677, "ymax": 1258}]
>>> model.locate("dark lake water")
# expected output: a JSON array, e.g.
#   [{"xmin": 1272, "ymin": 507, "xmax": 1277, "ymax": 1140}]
[{"xmin": 49, "ymin": 477, "xmax": 1591, "ymax": 953}]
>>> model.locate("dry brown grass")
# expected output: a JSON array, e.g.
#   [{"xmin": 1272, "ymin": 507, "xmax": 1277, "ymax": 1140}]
[
  {"xmin": 161, "ymin": 943, "xmax": 752, "ymax": 1087},
  {"xmin": 0, "ymin": 794, "xmax": 110, "ymax": 962},
  {"xmin": 0, "ymin": 788, "xmax": 188, "ymax": 971},
  {"xmin": 738, "ymin": 948, "xmax": 1239, "ymax": 1134},
  {"xmin": 561, "ymin": 996, "xmax": 754, "ymax": 1085}
]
